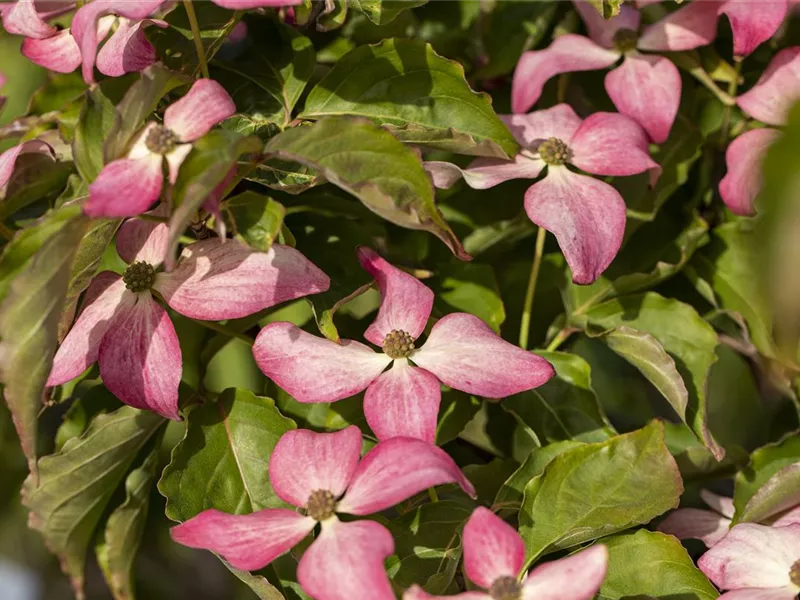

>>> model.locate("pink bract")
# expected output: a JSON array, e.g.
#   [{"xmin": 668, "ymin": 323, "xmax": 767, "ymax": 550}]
[
  {"xmin": 512, "ymin": 1, "xmax": 681, "ymax": 143},
  {"xmin": 424, "ymin": 104, "xmax": 659, "ymax": 285},
  {"xmin": 171, "ymin": 426, "xmax": 476, "ymax": 600},
  {"xmin": 698, "ymin": 523, "xmax": 800, "ymax": 599},
  {"xmin": 252, "ymin": 247, "xmax": 554, "ymax": 443},
  {"xmin": 0, "ymin": 140, "xmax": 55, "ymax": 192},
  {"xmin": 404, "ymin": 507, "xmax": 608, "ymax": 600},
  {"xmin": 719, "ymin": 47, "xmax": 800, "ymax": 215},
  {"xmin": 48, "ymin": 213, "xmax": 329, "ymax": 420},
  {"xmin": 84, "ymin": 79, "xmax": 236, "ymax": 218},
  {"xmin": 658, "ymin": 489, "xmax": 736, "ymax": 548}
]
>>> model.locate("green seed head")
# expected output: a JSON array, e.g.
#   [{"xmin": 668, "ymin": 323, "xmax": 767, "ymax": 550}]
[
  {"xmin": 538, "ymin": 137, "xmax": 570, "ymax": 166},
  {"xmin": 382, "ymin": 329, "xmax": 416, "ymax": 359},
  {"xmin": 489, "ymin": 576, "xmax": 522, "ymax": 600},
  {"xmin": 306, "ymin": 489, "xmax": 336, "ymax": 521},
  {"xmin": 145, "ymin": 124, "xmax": 179, "ymax": 155},
  {"xmin": 612, "ymin": 28, "xmax": 639, "ymax": 53},
  {"xmin": 123, "ymin": 261, "xmax": 156, "ymax": 293}
]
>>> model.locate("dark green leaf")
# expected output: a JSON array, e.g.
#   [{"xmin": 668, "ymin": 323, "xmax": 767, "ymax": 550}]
[
  {"xmin": 73, "ymin": 87, "xmax": 115, "ymax": 183},
  {"xmin": 0, "ymin": 207, "xmax": 87, "ymax": 470},
  {"xmin": 0, "ymin": 153, "xmax": 73, "ymax": 220},
  {"xmin": 301, "ymin": 39, "xmax": 519, "ymax": 159},
  {"xmin": 265, "ymin": 117, "xmax": 469, "ymax": 259},
  {"xmin": 598, "ymin": 529, "xmax": 718, "ymax": 600},
  {"xmin": 734, "ymin": 433, "xmax": 800, "ymax": 522},
  {"xmin": 23, "ymin": 407, "xmax": 164, "ymax": 596},
  {"xmin": 520, "ymin": 421, "xmax": 682, "ymax": 564},
  {"xmin": 244, "ymin": 158, "xmax": 323, "ymax": 195},
  {"xmin": 350, "ymin": 0, "xmax": 428, "ymax": 25},
  {"xmin": 436, "ymin": 262, "xmax": 505, "ymax": 333},
  {"xmin": 158, "ymin": 389, "xmax": 296, "ymax": 522},
  {"xmin": 96, "ymin": 448, "xmax": 159, "ymax": 600},
  {"xmin": 223, "ymin": 191, "xmax": 285, "ymax": 252},
  {"xmin": 436, "ymin": 388, "xmax": 481, "ymax": 446}
]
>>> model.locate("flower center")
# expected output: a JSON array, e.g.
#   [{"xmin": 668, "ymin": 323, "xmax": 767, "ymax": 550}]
[
  {"xmin": 382, "ymin": 329, "xmax": 416, "ymax": 359},
  {"xmin": 612, "ymin": 28, "xmax": 639, "ymax": 53},
  {"xmin": 123, "ymin": 261, "xmax": 156, "ymax": 293},
  {"xmin": 790, "ymin": 559, "xmax": 800, "ymax": 587},
  {"xmin": 306, "ymin": 489, "xmax": 336, "ymax": 521},
  {"xmin": 537, "ymin": 137, "xmax": 570, "ymax": 166},
  {"xmin": 489, "ymin": 576, "xmax": 522, "ymax": 600},
  {"xmin": 145, "ymin": 124, "xmax": 179, "ymax": 155}
]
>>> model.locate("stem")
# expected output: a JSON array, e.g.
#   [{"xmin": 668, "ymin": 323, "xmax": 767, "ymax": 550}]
[
  {"xmin": 427, "ymin": 487, "xmax": 439, "ymax": 503},
  {"xmin": 195, "ymin": 319, "xmax": 253, "ymax": 344},
  {"xmin": 687, "ymin": 66, "xmax": 736, "ymax": 107},
  {"xmin": 183, "ymin": 0, "xmax": 210, "ymax": 79},
  {"xmin": 519, "ymin": 227, "xmax": 547, "ymax": 350},
  {"xmin": 545, "ymin": 329, "xmax": 573, "ymax": 353},
  {"xmin": 720, "ymin": 60, "xmax": 743, "ymax": 146}
]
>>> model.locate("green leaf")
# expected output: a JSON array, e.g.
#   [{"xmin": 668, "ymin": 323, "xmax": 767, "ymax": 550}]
[
  {"xmin": 598, "ymin": 529, "xmax": 718, "ymax": 600},
  {"xmin": 576, "ymin": 293, "xmax": 724, "ymax": 460},
  {"xmin": 350, "ymin": 0, "xmax": 428, "ymax": 25},
  {"xmin": 244, "ymin": 157, "xmax": 323, "ymax": 195},
  {"xmin": 738, "ymin": 462, "xmax": 800, "ymax": 524},
  {"xmin": 734, "ymin": 433, "xmax": 800, "ymax": 522},
  {"xmin": 223, "ymin": 191, "xmax": 285, "ymax": 252},
  {"xmin": 104, "ymin": 65, "xmax": 190, "ymax": 162},
  {"xmin": 167, "ymin": 129, "xmax": 263, "ymax": 267},
  {"xmin": 73, "ymin": 87, "xmax": 115, "ymax": 183},
  {"xmin": 59, "ymin": 218, "xmax": 122, "ymax": 340},
  {"xmin": 0, "ymin": 207, "xmax": 87, "ymax": 470},
  {"xmin": 211, "ymin": 18, "xmax": 315, "ymax": 129},
  {"xmin": 300, "ymin": 39, "xmax": 519, "ymax": 159},
  {"xmin": 22, "ymin": 406, "xmax": 164, "ymax": 597},
  {"xmin": 96, "ymin": 447, "xmax": 159, "ymax": 600},
  {"xmin": 318, "ymin": 0, "xmax": 348, "ymax": 31},
  {"xmin": 436, "ymin": 389, "xmax": 482, "ymax": 446},
  {"xmin": 436, "ymin": 262, "xmax": 505, "ymax": 333},
  {"xmin": 265, "ymin": 116, "xmax": 469, "ymax": 259},
  {"xmin": 519, "ymin": 421, "xmax": 682, "ymax": 564},
  {"xmin": 587, "ymin": 0, "xmax": 624, "ymax": 18},
  {"xmin": 0, "ymin": 153, "xmax": 73, "ymax": 220},
  {"xmin": 504, "ymin": 351, "xmax": 615, "ymax": 446},
  {"xmin": 387, "ymin": 501, "xmax": 472, "ymax": 594},
  {"xmin": 691, "ymin": 221, "xmax": 776, "ymax": 359},
  {"xmin": 158, "ymin": 389, "xmax": 296, "ymax": 522},
  {"xmin": 224, "ymin": 564, "xmax": 285, "ymax": 600}
]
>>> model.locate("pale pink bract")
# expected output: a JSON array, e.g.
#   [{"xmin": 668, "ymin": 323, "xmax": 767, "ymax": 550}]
[
  {"xmin": 0, "ymin": 140, "xmax": 55, "ymax": 193},
  {"xmin": 425, "ymin": 104, "xmax": 659, "ymax": 285},
  {"xmin": 47, "ymin": 212, "xmax": 330, "ymax": 419},
  {"xmin": 252, "ymin": 247, "xmax": 555, "ymax": 443},
  {"xmin": 171, "ymin": 426, "xmax": 476, "ymax": 600},
  {"xmin": 404, "ymin": 507, "xmax": 608, "ymax": 600}
]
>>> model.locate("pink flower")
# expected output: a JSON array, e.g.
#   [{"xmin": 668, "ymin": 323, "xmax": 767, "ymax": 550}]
[
  {"xmin": 659, "ymin": 489, "xmax": 800, "ymax": 548},
  {"xmin": 252, "ymin": 247, "xmax": 554, "ymax": 443},
  {"xmin": 171, "ymin": 426, "xmax": 476, "ymax": 600},
  {"xmin": 83, "ymin": 79, "xmax": 236, "ymax": 218},
  {"xmin": 47, "ymin": 213, "xmax": 329, "ymax": 420},
  {"xmin": 0, "ymin": 140, "xmax": 55, "ymax": 193},
  {"xmin": 404, "ymin": 507, "xmax": 608, "ymax": 600},
  {"xmin": 698, "ymin": 523, "xmax": 800, "ymax": 600},
  {"xmin": 512, "ymin": 1, "xmax": 680, "ymax": 143},
  {"xmin": 720, "ymin": 47, "xmax": 800, "ymax": 215},
  {"xmin": 425, "ymin": 104, "xmax": 659, "ymax": 285},
  {"xmin": 637, "ymin": 0, "xmax": 790, "ymax": 60}
]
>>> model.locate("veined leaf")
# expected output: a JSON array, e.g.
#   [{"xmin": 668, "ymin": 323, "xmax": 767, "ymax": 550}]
[
  {"xmin": 73, "ymin": 87, "xmax": 115, "ymax": 183},
  {"xmin": 734, "ymin": 433, "xmax": 800, "ymax": 522},
  {"xmin": 223, "ymin": 191, "xmax": 285, "ymax": 252},
  {"xmin": 350, "ymin": 0, "xmax": 428, "ymax": 25}
]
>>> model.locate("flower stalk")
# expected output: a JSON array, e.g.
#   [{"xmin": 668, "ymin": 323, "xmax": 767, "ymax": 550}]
[{"xmin": 519, "ymin": 226, "xmax": 547, "ymax": 350}]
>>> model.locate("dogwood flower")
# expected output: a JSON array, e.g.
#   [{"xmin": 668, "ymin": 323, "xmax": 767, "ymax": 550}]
[
  {"xmin": 720, "ymin": 47, "xmax": 800, "ymax": 215},
  {"xmin": 83, "ymin": 78, "xmax": 236, "ymax": 218},
  {"xmin": 637, "ymin": 0, "xmax": 791, "ymax": 60},
  {"xmin": 425, "ymin": 104, "xmax": 659, "ymax": 285},
  {"xmin": 2, "ymin": 0, "xmax": 165, "ymax": 83},
  {"xmin": 404, "ymin": 507, "xmax": 608, "ymax": 600},
  {"xmin": 47, "ymin": 213, "xmax": 329, "ymax": 420},
  {"xmin": 660, "ymin": 489, "xmax": 800, "ymax": 548},
  {"xmin": 171, "ymin": 426, "xmax": 476, "ymax": 600},
  {"xmin": 0, "ymin": 140, "xmax": 55, "ymax": 194},
  {"xmin": 253, "ymin": 247, "xmax": 554, "ymax": 443},
  {"xmin": 512, "ymin": 1, "xmax": 680, "ymax": 143},
  {"xmin": 699, "ymin": 523, "xmax": 800, "ymax": 600}
]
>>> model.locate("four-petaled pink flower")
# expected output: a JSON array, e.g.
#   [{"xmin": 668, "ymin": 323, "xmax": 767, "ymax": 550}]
[
  {"xmin": 47, "ymin": 213, "xmax": 329, "ymax": 420},
  {"xmin": 0, "ymin": 140, "xmax": 55, "ymax": 193},
  {"xmin": 252, "ymin": 247, "xmax": 555, "ymax": 443},
  {"xmin": 83, "ymin": 78, "xmax": 236, "ymax": 218},
  {"xmin": 638, "ymin": 0, "xmax": 791, "ymax": 60},
  {"xmin": 171, "ymin": 426, "xmax": 476, "ymax": 600},
  {"xmin": 699, "ymin": 523, "xmax": 800, "ymax": 600},
  {"xmin": 660, "ymin": 489, "xmax": 800, "ymax": 548},
  {"xmin": 425, "ymin": 104, "xmax": 659, "ymax": 285},
  {"xmin": 512, "ymin": 0, "xmax": 681, "ymax": 143},
  {"xmin": 404, "ymin": 507, "xmax": 608, "ymax": 600},
  {"xmin": 720, "ymin": 47, "xmax": 800, "ymax": 215}
]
